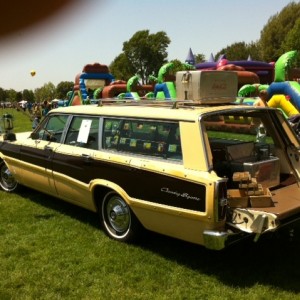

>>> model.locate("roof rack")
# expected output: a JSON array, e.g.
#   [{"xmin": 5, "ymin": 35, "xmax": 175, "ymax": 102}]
[
  {"xmin": 97, "ymin": 99, "xmax": 193, "ymax": 108},
  {"xmin": 96, "ymin": 97, "xmax": 236, "ymax": 109}
]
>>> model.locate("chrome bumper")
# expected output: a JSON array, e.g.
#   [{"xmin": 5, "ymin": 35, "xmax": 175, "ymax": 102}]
[{"xmin": 203, "ymin": 230, "xmax": 229, "ymax": 250}]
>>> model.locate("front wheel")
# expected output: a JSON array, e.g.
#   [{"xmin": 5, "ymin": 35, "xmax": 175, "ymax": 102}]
[
  {"xmin": 101, "ymin": 191, "xmax": 140, "ymax": 242},
  {"xmin": 0, "ymin": 161, "xmax": 19, "ymax": 192}
]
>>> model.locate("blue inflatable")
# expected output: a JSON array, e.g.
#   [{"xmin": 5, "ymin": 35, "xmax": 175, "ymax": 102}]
[{"xmin": 268, "ymin": 81, "xmax": 300, "ymax": 111}]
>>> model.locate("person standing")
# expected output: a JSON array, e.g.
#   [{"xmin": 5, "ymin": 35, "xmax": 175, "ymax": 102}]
[
  {"xmin": 32, "ymin": 103, "xmax": 42, "ymax": 129},
  {"xmin": 254, "ymin": 90, "xmax": 269, "ymax": 107}
]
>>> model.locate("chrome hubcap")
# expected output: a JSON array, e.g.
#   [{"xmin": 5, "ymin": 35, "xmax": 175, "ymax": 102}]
[
  {"xmin": 0, "ymin": 164, "xmax": 17, "ymax": 190},
  {"xmin": 106, "ymin": 196, "xmax": 130, "ymax": 233}
]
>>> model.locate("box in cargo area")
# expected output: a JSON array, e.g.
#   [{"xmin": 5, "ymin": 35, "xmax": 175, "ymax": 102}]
[
  {"xmin": 227, "ymin": 188, "xmax": 274, "ymax": 208},
  {"xmin": 250, "ymin": 188, "xmax": 274, "ymax": 207},
  {"xmin": 230, "ymin": 158, "xmax": 280, "ymax": 188},
  {"xmin": 176, "ymin": 70, "xmax": 238, "ymax": 103},
  {"xmin": 243, "ymin": 157, "xmax": 280, "ymax": 188},
  {"xmin": 227, "ymin": 189, "xmax": 249, "ymax": 208}
]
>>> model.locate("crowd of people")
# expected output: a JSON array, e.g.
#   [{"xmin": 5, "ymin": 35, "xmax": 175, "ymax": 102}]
[{"xmin": 16, "ymin": 100, "xmax": 58, "ymax": 129}]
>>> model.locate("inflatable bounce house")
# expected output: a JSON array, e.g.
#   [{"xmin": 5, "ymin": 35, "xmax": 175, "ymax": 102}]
[
  {"xmin": 267, "ymin": 50, "xmax": 300, "ymax": 116},
  {"xmin": 102, "ymin": 75, "xmax": 154, "ymax": 100},
  {"xmin": 237, "ymin": 50, "xmax": 300, "ymax": 118},
  {"xmin": 195, "ymin": 54, "xmax": 274, "ymax": 89},
  {"xmin": 149, "ymin": 58, "xmax": 196, "ymax": 100},
  {"xmin": 69, "ymin": 64, "xmax": 154, "ymax": 101},
  {"xmin": 68, "ymin": 63, "xmax": 115, "ymax": 105},
  {"xmin": 68, "ymin": 49, "xmax": 195, "ymax": 103},
  {"xmin": 152, "ymin": 62, "xmax": 177, "ymax": 99}
]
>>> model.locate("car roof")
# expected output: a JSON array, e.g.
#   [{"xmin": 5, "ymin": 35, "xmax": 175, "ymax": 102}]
[{"xmin": 49, "ymin": 101, "xmax": 251, "ymax": 122}]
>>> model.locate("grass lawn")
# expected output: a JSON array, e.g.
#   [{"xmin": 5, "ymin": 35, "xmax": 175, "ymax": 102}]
[
  {"xmin": 1, "ymin": 190, "xmax": 300, "ymax": 299},
  {"xmin": 0, "ymin": 107, "xmax": 33, "ymax": 133},
  {"xmin": 1, "ymin": 108, "xmax": 300, "ymax": 299}
]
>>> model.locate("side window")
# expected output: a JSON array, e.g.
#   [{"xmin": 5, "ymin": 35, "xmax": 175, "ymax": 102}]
[
  {"xmin": 102, "ymin": 119, "xmax": 123, "ymax": 149},
  {"xmin": 35, "ymin": 115, "xmax": 69, "ymax": 142},
  {"xmin": 102, "ymin": 118, "xmax": 182, "ymax": 160},
  {"xmin": 65, "ymin": 116, "xmax": 99, "ymax": 149}
]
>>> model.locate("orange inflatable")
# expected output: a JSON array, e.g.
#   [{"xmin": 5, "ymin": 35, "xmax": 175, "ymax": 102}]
[{"xmin": 217, "ymin": 64, "xmax": 260, "ymax": 87}]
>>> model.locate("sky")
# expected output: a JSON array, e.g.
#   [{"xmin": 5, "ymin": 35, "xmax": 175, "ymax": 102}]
[{"xmin": 0, "ymin": 0, "xmax": 295, "ymax": 92}]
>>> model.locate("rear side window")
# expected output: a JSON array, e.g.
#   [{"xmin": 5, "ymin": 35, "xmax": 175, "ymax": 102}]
[{"xmin": 103, "ymin": 118, "xmax": 182, "ymax": 160}]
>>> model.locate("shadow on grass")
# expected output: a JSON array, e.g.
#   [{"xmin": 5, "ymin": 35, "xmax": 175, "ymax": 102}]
[
  {"xmin": 142, "ymin": 229, "xmax": 300, "ymax": 293},
  {"xmin": 18, "ymin": 188, "xmax": 300, "ymax": 293},
  {"xmin": 17, "ymin": 187, "xmax": 100, "ymax": 228}
]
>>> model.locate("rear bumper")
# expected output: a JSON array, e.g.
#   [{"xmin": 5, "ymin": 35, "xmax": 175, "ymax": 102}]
[
  {"xmin": 203, "ymin": 229, "xmax": 265, "ymax": 250},
  {"xmin": 204, "ymin": 213, "xmax": 300, "ymax": 250},
  {"xmin": 203, "ymin": 230, "xmax": 229, "ymax": 250}
]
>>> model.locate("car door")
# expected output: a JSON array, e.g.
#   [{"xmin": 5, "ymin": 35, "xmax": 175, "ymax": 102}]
[
  {"xmin": 51, "ymin": 115, "xmax": 100, "ymax": 207},
  {"xmin": 19, "ymin": 114, "xmax": 70, "ymax": 195}
]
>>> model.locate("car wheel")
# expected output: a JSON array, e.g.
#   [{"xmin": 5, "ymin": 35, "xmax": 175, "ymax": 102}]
[
  {"xmin": 0, "ymin": 161, "xmax": 19, "ymax": 192},
  {"xmin": 101, "ymin": 191, "xmax": 140, "ymax": 242}
]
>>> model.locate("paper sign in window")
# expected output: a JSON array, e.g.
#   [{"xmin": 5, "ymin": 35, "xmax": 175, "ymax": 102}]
[
  {"xmin": 143, "ymin": 142, "xmax": 151, "ymax": 149},
  {"xmin": 130, "ymin": 139, "xmax": 137, "ymax": 147},
  {"xmin": 168, "ymin": 144, "xmax": 177, "ymax": 152},
  {"xmin": 77, "ymin": 120, "xmax": 92, "ymax": 143}
]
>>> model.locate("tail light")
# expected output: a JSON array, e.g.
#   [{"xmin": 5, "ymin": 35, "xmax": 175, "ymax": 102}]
[{"xmin": 216, "ymin": 180, "xmax": 228, "ymax": 221}]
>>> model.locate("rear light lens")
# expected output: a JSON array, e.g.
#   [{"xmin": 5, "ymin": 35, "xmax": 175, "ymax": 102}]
[{"xmin": 216, "ymin": 180, "xmax": 227, "ymax": 221}]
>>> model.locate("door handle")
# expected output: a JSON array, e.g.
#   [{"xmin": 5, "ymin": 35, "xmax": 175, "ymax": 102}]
[
  {"xmin": 81, "ymin": 153, "xmax": 93, "ymax": 163},
  {"xmin": 44, "ymin": 145, "xmax": 53, "ymax": 151}
]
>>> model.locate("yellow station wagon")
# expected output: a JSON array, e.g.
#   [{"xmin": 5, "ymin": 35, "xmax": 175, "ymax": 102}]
[{"xmin": 1, "ymin": 71, "xmax": 300, "ymax": 250}]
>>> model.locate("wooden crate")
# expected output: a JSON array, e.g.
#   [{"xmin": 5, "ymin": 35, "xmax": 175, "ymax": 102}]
[
  {"xmin": 249, "ymin": 188, "xmax": 274, "ymax": 207},
  {"xmin": 232, "ymin": 171, "xmax": 251, "ymax": 183},
  {"xmin": 227, "ymin": 189, "xmax": 249, "ymax": 208}
]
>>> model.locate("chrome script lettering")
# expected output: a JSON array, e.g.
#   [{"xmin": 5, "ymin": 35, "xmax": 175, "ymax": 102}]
[{"xmin": 161, "ymin": 187, "xmax": 201, "ymax": 201}]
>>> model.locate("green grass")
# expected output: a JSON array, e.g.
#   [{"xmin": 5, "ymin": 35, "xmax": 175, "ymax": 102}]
[
  {"xmin": 1, "ymin": 189, "xmax": 300, "ymax": 299},
  {"xmin": 1, "ymin": 108, "xmax": 300, "ymax": 299},
  {"xmin": 0, "ymin": 107, "xmax": 33, "ymax": 133}
]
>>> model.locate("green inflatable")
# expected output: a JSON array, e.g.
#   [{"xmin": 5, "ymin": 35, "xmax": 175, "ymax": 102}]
[
  {"xmin": 238, "ymin": 84, "xmax": 269, "ymax": 97},
  {"xmin": 238, "ymin": 84, "xmax": 257, "ymax": 97},
  {"xmin": 127, "ymin": 75, "xmax": 140, "ymax": 92},
  {"xmin": 274, "ymin": 50, "xmax": 298, "ymax": 82},
  {"xmin": 157, "ymin": 63, "xmax": 174, "ymax": 83},
  {"xmin": 93, "ymin": 87, "xmax": 103, "ymax": 99}
]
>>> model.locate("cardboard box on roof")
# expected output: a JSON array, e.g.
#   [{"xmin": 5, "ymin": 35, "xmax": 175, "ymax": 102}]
[{"xmin": 176, "ymin": 70, "xmax": 238, "ymax": 103}]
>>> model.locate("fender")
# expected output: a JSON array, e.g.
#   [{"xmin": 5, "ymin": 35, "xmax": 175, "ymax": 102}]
[{"xmin": 89, "ymin": 178, "xmax": 132, "ymax": 206}]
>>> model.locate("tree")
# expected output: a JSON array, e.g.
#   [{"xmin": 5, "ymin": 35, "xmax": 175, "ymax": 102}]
[
  {"xmin": 215, "ymin": 42, "xmax": 262, "ymax": 61},
  {"xmin": 194, "ymin": 54, "xmax": 205, "ymax": 64},
  {"xmin": 282, "ymin": 18, "xmax": 300, "ymax": 66},
  {"xmin": 168, "ymin": 59, "xmax": 197, "ymax": 75},
  {"xmin": 109, "ymin": 53, "xmax": 134, "ymax": 81},
  {"xmin": 283, "ymin": 18, "xmax": 300, "ymax": 51},
  {"xmin": 6, "ymin": 89, "xmax": 18, "ymax": 102},
  {"xmin": 22, "ymin": 89, "xmax": 35, "ymax": 102},
  {"xmin": 56, "ymin": 81, "xmax": 74, "ymax": 99},
  {"xmin": 259, "ymin": 2, "xmax": 300, "ymax": 62},
  {"xmin": 246, "ymin": 42, "xmax": 263, "ymax": 61},
  {"xmin": 169, "ymin": 59, "xmax": 185, "ymax": 75},
  {"xmin": 0, "ymin": 88, "xmax": 7, "ymax": 102},
  {"xmin": 34, "ymin": 82, "xmax": 55, "ymax": 103},
  {"xmin": 121, "ymin": 30, "xmax": 170, "ymax": 84},
  {"xmin": 16, "ymin": 92, "xmax": 22, "ymax": 102},
  {"xmin": 283, "ymin": 19, "xmax": 300, "ymax": 67}
]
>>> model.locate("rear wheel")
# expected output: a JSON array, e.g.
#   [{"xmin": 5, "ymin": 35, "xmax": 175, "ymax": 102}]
[
  {"xmin": 101, "ymin": 191, "xmax": 140, "ymax": 242},
  {"xmin": 0, "ymin": 161, "xmax": 19, "ymax": 192}
]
